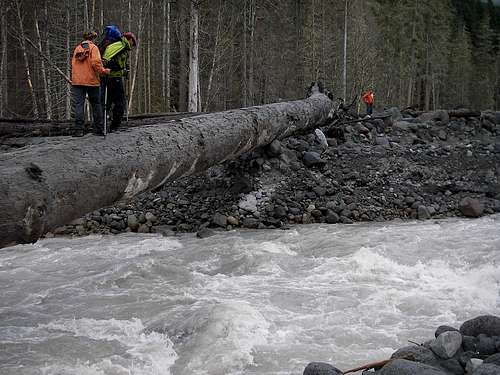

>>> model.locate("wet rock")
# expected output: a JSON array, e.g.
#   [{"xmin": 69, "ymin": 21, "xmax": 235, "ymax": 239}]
[
  {"xmin": 325, "ymin": 210, "xmax": 339, "ymax": 224},
  {"xmin": 435, "ymin": 325, "xmax": 459, "ymax": 338},
  {"xmin": 127, "ymin": 214, "xmax": 139, "ymax": 231},
  {"xmin": 197, "ymin": 227, "xmax": 215, "ymax": 238},
  {"xmin": 303, "ymin": 151, "xmax": 326, "ymax": 167},
  {"xmin": 151, "ymin": 225, "xmax": 175, "ymax": 236},
  {"xmin": 137, "ymin": 224, "xmax": 150, "ymax": 233},
  {"xmin": 212, "ymin": 212, "xmax": 227, "ymax": 227},
  {"xmin": 477, "ymin": 334, "xmax": 497, "ymax": 356},
  {"xmin": 145, "ymin": 212, "xmax": 157, "ymax": 223},
  {"xmin": 227, "ymin": 216, "xmax": 239, "ymax": 226},
  {"xmin": 391, "ymin": 345, "xmax": 439, "ymax": 367},
  {"xmin": 239, "ymin": 194, "xmax": 258, "ymax": 213},
  {"xmin": 303, "ymin": 362, "xmax": 342, "ymax": 375},
  {"xmin": 473, "ymin": 364, "xmax": 500, "ymax": 375},
  {"xmin": 462, "ymin": 336, "xmax": 478, "ymax": 352},
  {"xmin": 379, "ymin": 359, "xmax": 447, "ymax": 375},
  {"xmin": 438, "ymin": 358, "xmax": 464, "ymax": 375},
  {"xmin": 418, "ymin": 205, "xmax": 432, "ymax": 220},
  {"xmin": 266, "ymin": 140, "xmax": 282, "ymax": 157},
  {"xmin": 460, "ymin": 315, "xmax": 500, "ymax": 337},
  {"xmin": 430, "ymin": 331, "xmax": 462, "ymax": 359},
  {"xmin": 484, "ymin": 353, "xmax": 500, "ymax": 366},
  {"xmin": 314, "ymin": 129, "xmax": 329, "ymax": 149},
  {"xmin": 418, "ymin": 110, "xmax": 450, "ymax": 126},
  {"xmin": 458, "ymin": 197, "xmax": 484, "ymax": 217},
  {"xmin": 466, "ymin": 358, "xmax": 484, "ymax": 373},
  {"xmin": 242, "ymin": 217, "xmax": 260, "ymax": 229}
]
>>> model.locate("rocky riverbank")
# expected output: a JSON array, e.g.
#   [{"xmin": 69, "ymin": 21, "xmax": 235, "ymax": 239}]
[
  {"xmin": 48, "ymin": 107, "xmax": 500, "ymax": 239},
  {"xmin": 303, "ymin": 315, "xmax": 500, "ymax": 375}
]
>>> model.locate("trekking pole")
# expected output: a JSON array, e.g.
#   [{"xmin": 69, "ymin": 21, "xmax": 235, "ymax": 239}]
[
  {"xmin": 125, "ymin": 75, "xmax": 129, "ymax": 124},
  {"xmin": 103, "ymin": 83, "xmax": 108, "ymax": 137}
]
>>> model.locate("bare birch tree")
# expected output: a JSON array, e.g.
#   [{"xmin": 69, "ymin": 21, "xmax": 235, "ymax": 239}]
[
  {"xmin": 188, "ymin": 0, "xmax": 201, "ymax": 112},
  {"xmin": 14, "ymin": 0, "xmax": 39, "ymax": 118},
  {"xmin": 162, "ymin": 0, "xmax": 171, "ymax": 111}
]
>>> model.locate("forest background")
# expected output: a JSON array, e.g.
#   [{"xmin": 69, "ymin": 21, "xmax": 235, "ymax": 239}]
[{"xmin": 0, "ymin": 0, "xmax": 499, "ymax": 120}]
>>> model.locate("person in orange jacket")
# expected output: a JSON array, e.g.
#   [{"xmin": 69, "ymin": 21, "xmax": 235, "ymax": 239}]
[
  {"xmin": 361, "ymin": 89, "xmax": 374, "ymax": 116},
  {"xmin": 71, "ymin": 31, "xmax": 110, "ymax": 136}
]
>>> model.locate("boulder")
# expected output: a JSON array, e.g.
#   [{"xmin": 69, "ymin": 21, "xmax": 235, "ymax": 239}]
[
  {"xmin": 418, "ymin": 110, "xmax": 450, "ymax": 125},
  {"xmin": 391, "ymin": 345, "xmax": 439, "ymax": 367},
  {"xmin": 303, "ymin": 151, "xmax": 326, "ymax": 167},
  {"xmin": 266, "ymin": 140, "xmax": 282, "ymax": 157},
  {"xmin": 314, "ymin": 129, "xmax": 329, "ymax": 149},
  {"xmin": 196, "ymin": 227, "xmax": 215, "ymax": 238},
  {"xmin": 438, "ymin": 358, "xmax": 464, "ymax": 375},
  {"xmin": 212, "ymin": 212, "xmax": 228, "ymax": 227},
  {"xmin": 303, "ymin": 362, "xmax": 342, "ymax": 375},
  {"xmin": 458, "ymin": 197, "xmax": 484, "ymax": 218},
  {"xmin": 430, "ymin": 331, "xmax": 463, "ymax": 359},
  {"xmin": 379, "ymin": 359, "xmax": 448, "ymax": 375},
  {"xmin": 477, "ymin": 334, "xmax": 497, "ymax": 356},
  {"xmin": 127, "ymin": 214, "xmax": 139, "ymax": 231},
  {"xmin": 418, "ymin": 205, "xmax": 432, "ymax": 220},
  {"xmin": 484, "ymin": 353, "xmax": 500, "ymax": 367},
  {"xmin": 466, "ymin": 358, "xmax": 484, "ymax": 373},
  {"xmin": 435, "ymin": 325, "xmax": 459, "ymax": 338},
  {"xmin": 473, "ymin": 363, "xmax": 500, "ymax": 375},
  {"xmin": 239, "ymin": 194, "xmax": 258, "ymax": 213},
  {"xmin": 460, "ymin": 316, "xmax": 500, "ymax": 337}
]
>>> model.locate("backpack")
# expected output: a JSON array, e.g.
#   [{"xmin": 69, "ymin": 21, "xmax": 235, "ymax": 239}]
[{"xmin": 97, "ymin": 25, "xmax": 122, "ymax": 55}]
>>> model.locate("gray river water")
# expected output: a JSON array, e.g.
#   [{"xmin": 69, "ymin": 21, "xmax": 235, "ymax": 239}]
[{"xmin": 1, "ymin": 215, "xmax": 499, "ymax": 375}]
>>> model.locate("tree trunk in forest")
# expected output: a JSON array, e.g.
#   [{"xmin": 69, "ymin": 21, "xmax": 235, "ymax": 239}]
[
  {"xmin": 248, "ymin": 0, "xmax": 255, "ymax": 106},
  {"xmin": 162, "ymin": 0, "xmax": 171, "ymax": 111},
  {"xmin": 178, "ymin": 0, "xmax": 189, "ymax": 112},
  {"xmin": 407, "ymin": 0, "xmax": 418, "ymax": 107},
  {"xmin": 65, "ymin": 6, "xmax": 71, "ymax": 120},
  {"xmin": 35, "ymin": 13, "xmax": 52, "ymax": 120},
  {"xmin": 343, "ymin": 0, "xmax": 348, "ymax": 101},
  {"xmin": 0, "ymin": 6, "xmax": 6, "ymax": 118},
  {"xmin": 83, "ymin": 0, "xmax": 89, "ymax": 30},
  {"xmin": 188, "ymin": 0, "xmax": 200, "ymax": 112},
  {"xmin": 0, "ymin": 92, "xmax": 332, "ymax": 247},
  {"xmin": 204, "ymin": 0, "xmax": 223, "ymax": 112},
  {"xmin": 15, "ymin": 1, "xmax": 39, "ymax": 118},
  {"xmin": 128, "ymin": 4, "xmax": 144, "ymax": 114}
]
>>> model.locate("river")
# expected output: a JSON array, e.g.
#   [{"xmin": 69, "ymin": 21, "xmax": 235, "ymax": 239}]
[{"xmin": 1, "ymin": 215, "xmax": 499, "ymax": 375}]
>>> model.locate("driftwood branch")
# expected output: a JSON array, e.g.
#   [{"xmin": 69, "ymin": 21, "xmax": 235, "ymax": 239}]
[{"xmin": 23, "ymin": 35, "xmax": 72, "ymax": 85}]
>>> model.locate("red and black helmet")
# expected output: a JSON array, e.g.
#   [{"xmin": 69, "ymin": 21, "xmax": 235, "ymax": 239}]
[{"xmin": 123, "ymin": 32, "xmax": 137, "ymax": 47}]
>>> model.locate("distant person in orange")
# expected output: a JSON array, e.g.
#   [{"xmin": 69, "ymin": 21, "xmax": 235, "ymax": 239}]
[
  {"xmin": 361, "ymin": 89, "xmax": 374, "ymax": 116},
  {"xmin": 71, "ymin": 31, "xmax": 110, "ymax": 136}
]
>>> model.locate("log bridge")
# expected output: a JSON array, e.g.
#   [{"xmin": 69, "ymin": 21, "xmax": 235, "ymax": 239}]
[{"xmin": 0, "ymin": 92, "xmax": 333, "ymax": 248}]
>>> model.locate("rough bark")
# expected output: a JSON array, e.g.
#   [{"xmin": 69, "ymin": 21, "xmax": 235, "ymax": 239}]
[
  {"xmin": 188, "ymin": 0, "xmax": 200, "ymax": 112},
  {"xmin": 0, "ymin": 93, "xmax": 332, "ymax": 247}
]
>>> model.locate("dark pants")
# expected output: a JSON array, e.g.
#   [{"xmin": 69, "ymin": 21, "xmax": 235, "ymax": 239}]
[
  {"xmin": 366, "ymin": 103, "xmax": 373, "ymax": 116},
  {"xmin": 72, "ymin": 85, "xmax": 103, "ymax": 132},
  {"xmin": 101, "ymin": 77, "xmax": 125, "ymax": 129}
]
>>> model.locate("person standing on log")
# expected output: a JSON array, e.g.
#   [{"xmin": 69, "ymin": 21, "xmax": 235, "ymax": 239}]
[
  {"xmin": 101, "ymin": 32, "xmax": 137, "ymax": 132},
  {"xmin": 71, "ymin": 31, "xmax": 110, "ymax": 137},
  {"xmin": 361, "ymin": 89, "xmax": 374, "ymax": 116}
]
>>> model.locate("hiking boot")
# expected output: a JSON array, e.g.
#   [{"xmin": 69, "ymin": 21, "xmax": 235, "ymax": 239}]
[
  {"xmin": 73, "ymin": 129, "xmax": 84, "ymax": 137},
  {"xmin": 92, "ymin": 126, "xmax": 105, "ymax": 136}
]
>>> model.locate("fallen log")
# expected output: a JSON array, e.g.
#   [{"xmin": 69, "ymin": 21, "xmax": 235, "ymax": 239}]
[
  {"xmin": 0, "ymin": 113, "xmax": 201, "ymax": 138},
  {"xmin": 0, "ymin": 92, "xmax": 332, "ymax": 247},
  {"xmin": 447, "ymin": 109, "xmax": 480, "ymax": 118}
]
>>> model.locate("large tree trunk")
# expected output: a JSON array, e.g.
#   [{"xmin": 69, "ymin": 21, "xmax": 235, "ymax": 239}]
[
  {"xmin": 188, "ymin": 0, "xmax": 201, "ymax": 112},
  {"xmin": 0, "ymin": 93, "xmax": 332, "ymax": 247}
]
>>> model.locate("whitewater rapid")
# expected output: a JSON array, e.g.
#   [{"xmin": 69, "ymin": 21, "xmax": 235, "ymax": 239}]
[{"xmin": 1, "ymin": 215, "xmax": 499, "ymax": 374}]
